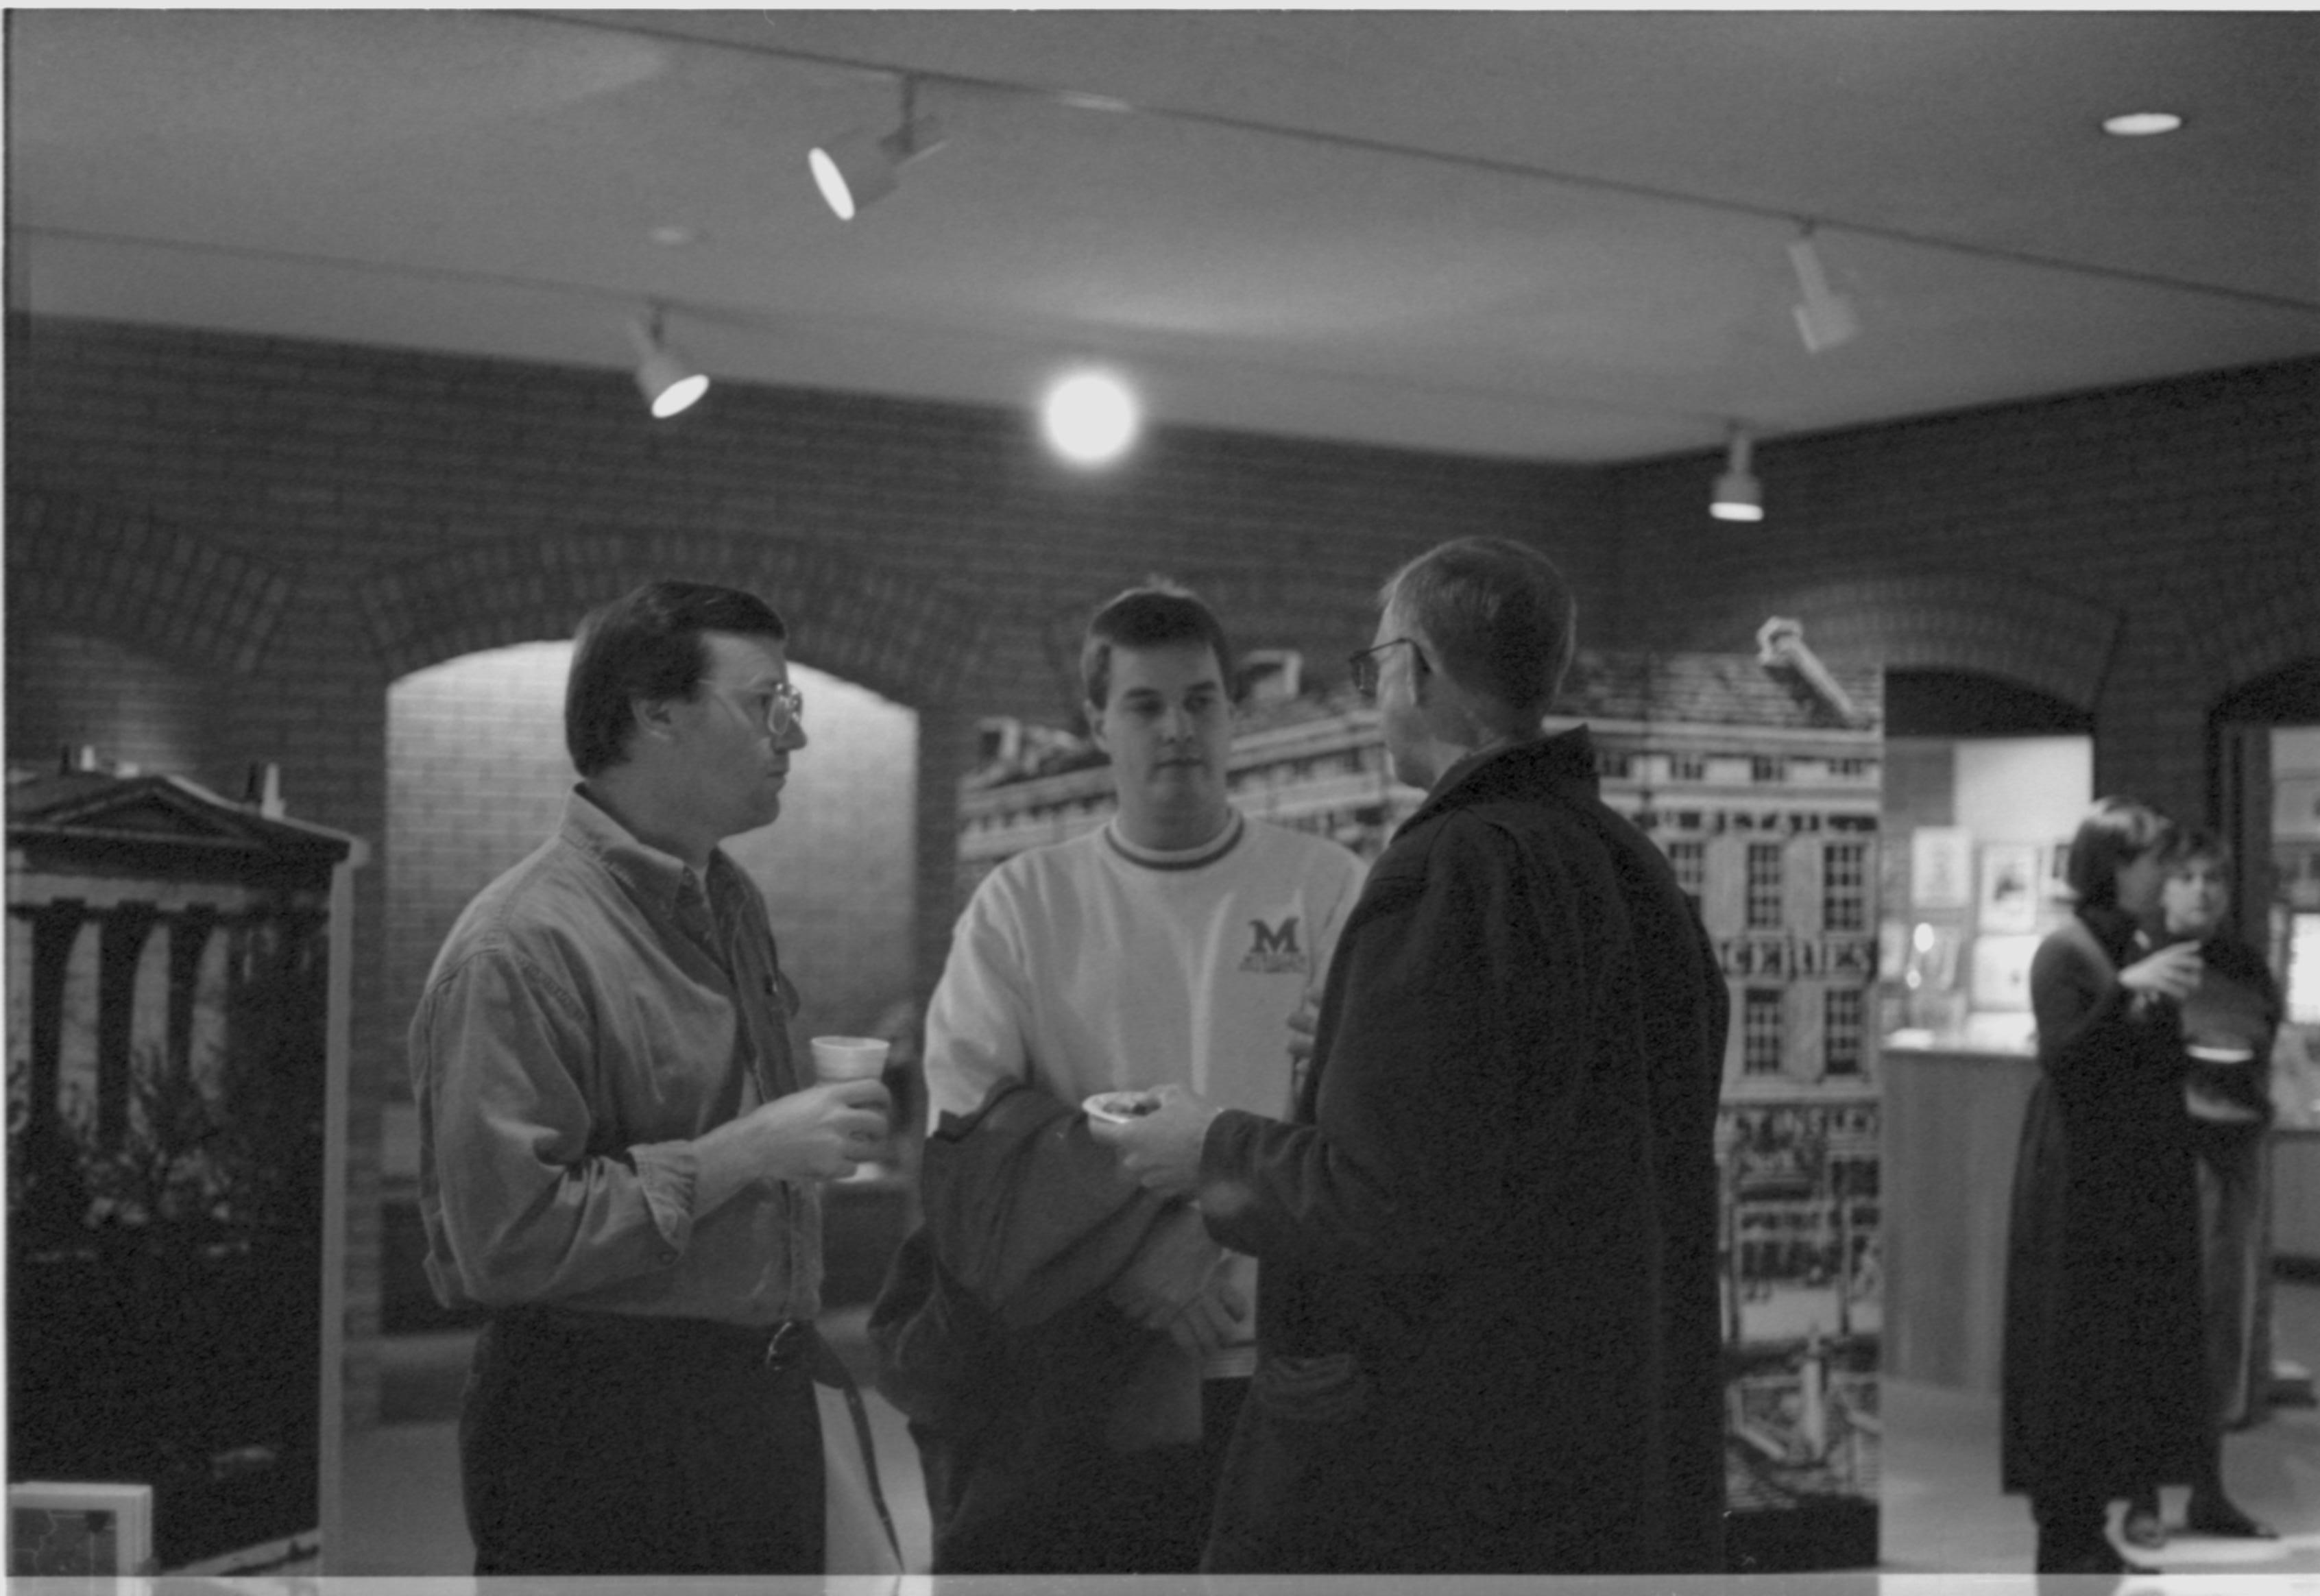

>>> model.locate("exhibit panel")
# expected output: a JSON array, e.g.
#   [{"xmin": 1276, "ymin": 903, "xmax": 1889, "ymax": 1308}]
[{"xmin": 6, "ymin": 766, "xmax": 361, "ymax": 1573}]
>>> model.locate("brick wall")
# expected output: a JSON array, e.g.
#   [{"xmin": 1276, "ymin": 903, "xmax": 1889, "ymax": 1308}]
[{"xmin": 6, "ymin": 312, "xmax": 2315, "ymax": 1429}]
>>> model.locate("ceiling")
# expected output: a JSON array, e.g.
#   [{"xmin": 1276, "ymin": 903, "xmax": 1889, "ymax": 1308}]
[{"xmin": 9, "ymin": 8, "xmax": 2319, "ymax": 462}]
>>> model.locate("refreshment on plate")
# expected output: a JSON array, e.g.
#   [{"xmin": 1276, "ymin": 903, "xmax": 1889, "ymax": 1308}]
[
  {"xmin": 810, "ymin": 1035, "xmax": 891, "ymax": 1083},
  {"xmin": 1084, "ymin": 1091, "xmax": 1161, "ymax": 1126}
]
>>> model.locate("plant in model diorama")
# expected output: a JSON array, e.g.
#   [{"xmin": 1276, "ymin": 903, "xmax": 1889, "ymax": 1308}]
[{"xmin": 7, "ymin": 904, "xmax": 330, "ymax": 1253}]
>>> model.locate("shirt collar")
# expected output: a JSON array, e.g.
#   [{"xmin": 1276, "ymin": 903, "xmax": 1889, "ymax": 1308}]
[
  {"xmin": 1102, "ymin": 808, "xmax": 1246, "ymax": 872},
  {"xmin": 562, "ymin": 784, "xmax": 727, "ymax": 914}
]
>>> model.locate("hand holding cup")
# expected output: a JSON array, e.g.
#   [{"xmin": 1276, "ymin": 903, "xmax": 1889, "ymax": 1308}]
[
  {"xmin": 1087, "ymin": 1083, "xmax": 1222, "ymax": 1200},
  {"xmin": 809, "ymin": 1036, "xmax": 893, "ymax": 1172}
]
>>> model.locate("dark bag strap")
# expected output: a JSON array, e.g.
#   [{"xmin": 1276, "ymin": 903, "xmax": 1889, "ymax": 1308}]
[{"xmin": 807, "ymin": 1328, "xmax": 902, "ymax": 1567}]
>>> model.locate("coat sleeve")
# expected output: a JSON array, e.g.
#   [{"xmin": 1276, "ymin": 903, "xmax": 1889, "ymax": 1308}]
[
  {"xmin": 1200, "ymin": 815, "xmax": 1590, "ymax": 1274},
  {"xmin": 2029, "ymin": 922, "xmax": 2136, "ymax": 1084},
  {"xmin": 922, "ymin": 1080, "xmax": 1175, "ymax": 1328}
]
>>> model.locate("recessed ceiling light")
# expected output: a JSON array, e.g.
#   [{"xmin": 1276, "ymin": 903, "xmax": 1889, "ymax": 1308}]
[
  {"xmin": 2102, "ymin": 112, "xmax": 2184, "ymax": 138},
  {"xmin": 649, "ymin": 224, "xmax": 701, "ymax": 247}
]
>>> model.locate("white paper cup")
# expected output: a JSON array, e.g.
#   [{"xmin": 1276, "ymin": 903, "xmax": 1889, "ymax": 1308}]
[{"xmin": 810, "ymin": 1035, "xmax": 891, "ymax": 1083}]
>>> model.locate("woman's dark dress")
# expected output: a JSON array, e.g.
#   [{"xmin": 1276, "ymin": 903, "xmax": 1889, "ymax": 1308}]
[{"xmin": 2001, "ymin": 905, "xmax": 2208, "ymax": 1503}]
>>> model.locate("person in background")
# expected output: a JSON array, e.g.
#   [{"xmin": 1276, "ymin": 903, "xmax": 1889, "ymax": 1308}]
[
  {"xmin": 2120, "ymin": 829, "xmax": 2281, "ymax": 1549},
  {"xmin": 409, "ymin": 579, "xmax": 891, "ymax": 1573},
  {"xmin": 1096, "ymin": 536, "xmax": 1730, "ymax": 1572},
  {"xmin": 878, "ymin": 580, "xmax": 1367, "ymax": 1572},
  {"xmin": 2001, "ymin": 797, "xmax": 2208, "ymax": 1575}
]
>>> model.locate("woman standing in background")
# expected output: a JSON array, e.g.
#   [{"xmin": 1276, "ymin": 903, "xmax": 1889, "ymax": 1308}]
[
  {"xmin": 2002, "ymin": 797, "xmax": 2208, "ymax": 1575},
  {"xmin": 2121, "ymin": 830, "xmax": 2281, "ymax": 1549}
]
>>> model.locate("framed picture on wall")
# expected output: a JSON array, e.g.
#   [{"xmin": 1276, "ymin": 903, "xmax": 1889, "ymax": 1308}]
[
  {"xmin": 1979, "ymin": 843, "xmax": 2040, "ymax": 934},
  {"xmin": 1970, "ymin": 933, "xmax": 2042, "ymax": 1011},
  {"xmin": 1911, "ymin": 827, "xmax": 1973, "ymax": 910}
]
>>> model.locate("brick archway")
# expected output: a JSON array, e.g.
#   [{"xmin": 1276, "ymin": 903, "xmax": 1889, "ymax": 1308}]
[
  {"xmin": 1682, "ymin": 566, "xmax": 2124, "ymax": 712},
  {"xmin": 4, "ymin": 487, "xmax": 295, "ymax": 676},
  {"xmin": 354, "ymin": 529, "xmax": 988, "ymax": 710}
]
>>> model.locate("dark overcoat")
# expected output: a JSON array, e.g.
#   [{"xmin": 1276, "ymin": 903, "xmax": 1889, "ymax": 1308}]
[
  {"xmin": 2000, "ymin": 906, "xmax": 2208, "ymax": 1501},
  {"xmin": 1197, "ymin": 731, "xmax": 1730, "ymax": 1572}
]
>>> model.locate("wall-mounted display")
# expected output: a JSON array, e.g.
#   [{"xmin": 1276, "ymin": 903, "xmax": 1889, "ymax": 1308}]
[
  {"xmin": 1969, "ymin": 933, "xmax": 2041, "ymax": 1012},
  {"xmin": 1976, "ymin": 843, "xmax": 2040, "ymax": 935},
  {"xmin": 1909, "ymin": 827, "xmax": 1972, "ymax": 910}
]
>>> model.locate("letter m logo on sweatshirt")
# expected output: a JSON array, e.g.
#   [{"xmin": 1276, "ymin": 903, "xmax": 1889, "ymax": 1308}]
[{"xmin": 1240, "ymin": 915, "xmax": 1305, "ymax": 974}]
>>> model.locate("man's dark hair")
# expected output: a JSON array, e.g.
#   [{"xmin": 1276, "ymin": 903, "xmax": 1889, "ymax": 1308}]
[
  {"xmin": 1078, "ymin": 579, "xmax": 1236, "ymax": 710},
  {"xmin": 1379, "ymin": 536, "xmax": 1577, "ymax": 726},
  {"xmin": 565, "ymin": 579, "xmax": 788, "ymax": 777},
  {"xmin": 2064, "ymin": 796, "xmax": 2176, "ymax": 909}
]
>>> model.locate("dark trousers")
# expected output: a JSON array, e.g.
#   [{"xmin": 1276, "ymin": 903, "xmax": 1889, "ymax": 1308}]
[
  {"xmin": 928, "ymin": 1377, "xmax": 1246, "ymax": 1573},
  {"xmin": 459, "ymin": 1306, "xmax": 825, "ymax": 1575}
]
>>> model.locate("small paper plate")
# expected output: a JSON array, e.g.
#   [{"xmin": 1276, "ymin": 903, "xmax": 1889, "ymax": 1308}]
[
  {"xmin": 2186, "ymin": 1043, "xmax": 2256, "ymax": 1064},
  {"xmin": 1084, "ymin": 1091, "xmax": 1159, "ymax": 1126}
]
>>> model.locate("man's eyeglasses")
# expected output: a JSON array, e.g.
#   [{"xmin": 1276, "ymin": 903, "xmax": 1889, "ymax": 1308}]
[
  {"xmin": 755, "ymin": 683, "xmax": 805, "ymax": 737},
  {"xmin": 1346, "ymin": 637, "xmax": 1425, "ymax": 701}
]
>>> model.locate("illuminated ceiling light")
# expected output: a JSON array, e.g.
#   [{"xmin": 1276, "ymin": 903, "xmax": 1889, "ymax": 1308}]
[
  {"xmin": 627, "ymin": 307, "xmax": 709, "ymax": 420},
  {"xmin": 1041, "ymin": 370, "xmax": 1140, "ymax": 466},
  {"xmin": 810, "ymin": 77, "xmax": 946, "ymax": 221},
  {"xmin": 1787, "ymin": 224, "xmax": 1860, "ymax": 354},
  {"xmin": 2103, "ymin": 111, "xmax": 2184, "ymax": 137},
  {"xmin": 1711, "ymin": 426, "xmax": 1764, "ymax": 523}
]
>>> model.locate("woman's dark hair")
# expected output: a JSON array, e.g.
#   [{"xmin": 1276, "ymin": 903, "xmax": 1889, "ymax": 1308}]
[
  {"xmin": 1079, "ymin": 580, "xmax": 1235, "ymax": 711},
  {"xmin": 2064, "ymin": 796, "xmax": 2176, "ymax": 910},
  {"xmin": 1379, "ymin": 535, "xmax": 1577, "ymax": 729},
  {"xmin": 565, "ymin": 580, "xmax": 787, "ymax": 777},
  {"xmin": 2159, "ymin": 825, "xmax": 2232, "ymax": 871}
]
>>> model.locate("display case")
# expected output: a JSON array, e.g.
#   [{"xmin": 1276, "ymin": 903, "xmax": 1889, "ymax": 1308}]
[{"xmin": 7, "ymin": 764, "xmax": 361, "ymax": 1573}]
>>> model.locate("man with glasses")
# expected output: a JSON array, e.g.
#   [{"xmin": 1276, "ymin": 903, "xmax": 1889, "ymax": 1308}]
[
  {"xmin": 1099, "ymin": 538, "xmax": 1730, "ymax": 1572},
  {"xmin": 410, "ymin": 579, "xmax": 891, "ymax": 1573},
  {"xmin": 888, "ymin": 580, "xmax": 1366, "ymax": 1572}
]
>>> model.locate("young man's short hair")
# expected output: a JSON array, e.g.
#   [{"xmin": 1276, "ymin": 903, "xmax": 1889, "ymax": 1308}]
[
  {"xmin": 1079, "ymin": 580, "xmax": 1236, "ymax": 711},
  {"xmin": 566, "ymin": 579, "xmax": 788, "ymax": 777}
]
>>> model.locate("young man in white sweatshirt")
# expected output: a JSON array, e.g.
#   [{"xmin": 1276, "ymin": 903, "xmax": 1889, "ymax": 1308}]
[{"xmin": 910, "ymin": 581, "xmax": 1366, "ymax": 1572}]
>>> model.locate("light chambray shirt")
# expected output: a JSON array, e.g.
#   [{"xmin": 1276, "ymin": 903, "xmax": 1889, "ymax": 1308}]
[{"xmin": 409, "ymin": 788, "xmax": 820, "ymax": 1325}]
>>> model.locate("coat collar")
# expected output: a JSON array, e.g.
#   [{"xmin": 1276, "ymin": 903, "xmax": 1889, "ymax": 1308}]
[{"xmin": 1397, "ymin": 726, "xmax": 1600, "ymax": 840}]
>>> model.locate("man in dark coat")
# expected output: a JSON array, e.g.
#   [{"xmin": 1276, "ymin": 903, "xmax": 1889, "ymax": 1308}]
[{"xmin": 1098, "ymin": 535, "xmax": 1730, "ymax": 1572}]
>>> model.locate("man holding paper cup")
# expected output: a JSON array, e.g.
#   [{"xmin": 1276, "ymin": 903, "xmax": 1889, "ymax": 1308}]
[
  {"xmin": 409, "ymin": 580, "xmax": 891, "ymax": 1574},
  {"xmin": 880, "ymin": 581, "xmax": 1366, "ymax": 1573}
]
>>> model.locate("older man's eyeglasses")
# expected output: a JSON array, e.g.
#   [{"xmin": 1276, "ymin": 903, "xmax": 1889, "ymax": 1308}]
[
  {"xmin": 1346, "ymin": 637, "xmax": 1425, "ymax": 701},
  {"xmin": 756, "ymin": 683, "xmax": 805, "ymax": 737}
]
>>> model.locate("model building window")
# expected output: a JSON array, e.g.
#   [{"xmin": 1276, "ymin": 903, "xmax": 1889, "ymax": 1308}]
[
  {"xmin": 1670, "ymin": 753, "xmax": 1705, "ymax": 782},
  {"xmin": 1745, "ymin": 843, "xmax": 1784, "ymax": 928},
  {"xmin": 1751, "ymin": 755, "xmax": 1785, "ymax": 783},
  {"xmin": 1667, "ymin": 839, "xmax": 1706, "ymax": 915},
  {"xmin": 1598, "ymin": 751, "xmax": 1632, "ymax": 779},
  {"xmin": 1823, "ymin": 841, "xmax": 1868, "ymax": 931},
  {"xmin": 1743, "ymin": 989, "xmax": 1785, "ymax": 1075},
  {"xmin": 1824, "ymin": 987, "xmax": 1865, "ymax": 1076}
]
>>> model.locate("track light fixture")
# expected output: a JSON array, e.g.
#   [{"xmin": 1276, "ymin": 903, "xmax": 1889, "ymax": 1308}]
[
  {"xmin": 1711, "ymin": 426, "xmax": 1764, "ymax": 523},
  {"xmin": 628, "ymin": 306, "xmax": 708, "ymax": 420},
  {"xmin": 810, "ymin": 77, "xmax": 946, "ymax": 221},
  {"xmin": 1787, "ymin": 224, "xmax": 1860, "ymax": 354}
]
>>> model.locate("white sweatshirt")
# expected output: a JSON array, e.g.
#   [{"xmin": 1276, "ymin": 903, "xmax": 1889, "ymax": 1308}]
[{"xmin": 924, "ymin": 809, "xmax": 1368, "ymax": 1375}]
